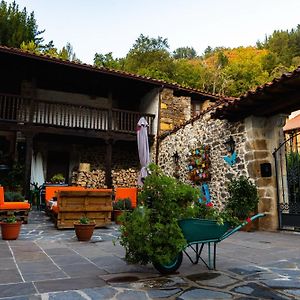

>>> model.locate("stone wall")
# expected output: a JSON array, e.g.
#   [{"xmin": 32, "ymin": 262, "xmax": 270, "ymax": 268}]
[
  {"xmin": 160, "ymin": 88, "xmax": 191, "ymax": 132},
  {"xmin": 157, "ymin": 110, "xmax": 283, "ymax": 231},
  {"xmin": 158, "ymin": 113, "xmax": 247, "ymax": 210}
]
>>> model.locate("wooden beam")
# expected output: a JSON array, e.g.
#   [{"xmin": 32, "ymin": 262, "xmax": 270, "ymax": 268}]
[
  {"xmin": 105, "ymin": 139, "xmax": 112, "ymax": 188},
  {"xmin": 23, "ymin": 133, "xmax": 34, "ymax": 199}
]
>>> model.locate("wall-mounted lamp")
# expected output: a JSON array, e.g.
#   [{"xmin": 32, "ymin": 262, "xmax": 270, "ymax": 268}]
[
  {"xmin": 172, "ymin": 151, "xmax": 180, "ymax": 164},
  {"xmin": 224, "ymin": 136, "xmax": 235, "ymax": 155}
]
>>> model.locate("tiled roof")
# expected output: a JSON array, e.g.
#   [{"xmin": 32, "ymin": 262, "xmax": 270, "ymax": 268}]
[
  {"xmin": 0, "ymin": 45, "xmax": 220, "ymax": 100},
  {"xmin": 283, "ymin": 113, "xmax": 300, "ymax": 131},
  {"xmin": 212, "ymin": 66, "xmax": 300, "ymax": 120}
]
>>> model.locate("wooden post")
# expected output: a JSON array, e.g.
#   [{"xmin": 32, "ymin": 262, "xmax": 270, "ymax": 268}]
[
  {"xmin": 105, "ymin": 139, "xmax": 112, "ymax": 188},
  {"xmin": 24, "ymin": 133, "xmax": 34, "ymax": 199}
]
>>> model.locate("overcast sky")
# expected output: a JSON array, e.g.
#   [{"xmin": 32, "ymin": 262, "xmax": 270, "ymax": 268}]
[{"xmin": 7, "ymin": 0, "xmax": 300, "ymax": 64}]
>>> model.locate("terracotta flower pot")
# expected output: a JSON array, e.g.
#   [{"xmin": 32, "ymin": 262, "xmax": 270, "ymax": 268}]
[
  {"xmin": 74, "ymin": 223, "xmax": 96, "ymax": 241},
  {"xmin": 0, "ymin": 222, "xmax": 22, "ymax": 240},
  {"xmin": 113, "ymin": 210, "xmax": 124, "ymax": 225}
]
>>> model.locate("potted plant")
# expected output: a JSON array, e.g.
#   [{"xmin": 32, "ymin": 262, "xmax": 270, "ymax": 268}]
[
  {"xmin": 113, "ymin": 198, "xmax": 132, "ymax": 225},
  {"xmin": 0, "ymin": 214, "xmax": 22, "ymax": 240},
  {"xmin": 225, "ymin": 176, "xmax": 259, "ymax": 231},
  {"xmin": 50, "ymin": 173, "xmax": 65, "ymax": 184},
  {"xmin": 74, "ymin": 216, "xmax": 96, "ymax": 241}
]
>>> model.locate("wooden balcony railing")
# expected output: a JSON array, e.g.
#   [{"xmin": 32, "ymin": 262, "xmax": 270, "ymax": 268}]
[{"xmin": 0, "ymin": 94, "xmax": 155, "ymax": 135}]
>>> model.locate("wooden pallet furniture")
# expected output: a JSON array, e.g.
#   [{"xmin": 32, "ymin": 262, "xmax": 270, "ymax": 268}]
[
  {"xmin": 55, "ymin": 189, "xmax": 113, "ymax": 229},
  {"xmin": 0, "ymin": 187, "xmax": 31, "ymax": 223}
]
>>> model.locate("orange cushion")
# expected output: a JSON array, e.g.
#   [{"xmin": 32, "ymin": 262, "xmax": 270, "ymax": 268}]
[
  {"xmin": 115, "ymin": 187, "xmax": 138, "ymax": 208},
  {"xmin": 0, "ymin": 201, "xmax": 30, "ymax": 210},
  {"xmin": 45, "ymin": 186, "xmax": 85, "ymax": 203},
  {"xmin": 0, "ymin": 187, "xmax": 4, "ymax": 206}
]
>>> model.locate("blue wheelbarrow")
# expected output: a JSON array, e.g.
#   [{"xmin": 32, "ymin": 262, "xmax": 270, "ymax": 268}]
[{"xmin": 153, "ymin": 213, "xmax": 265, "ymax": 274}]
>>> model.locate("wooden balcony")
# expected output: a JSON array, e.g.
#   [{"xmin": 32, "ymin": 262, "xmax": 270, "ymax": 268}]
[{"xmin": 0, "ymin": 94, "xmax": 155, "ymax": 136}]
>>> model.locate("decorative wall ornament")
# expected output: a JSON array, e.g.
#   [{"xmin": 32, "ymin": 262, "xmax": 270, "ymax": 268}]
[
  {"xmin": 223, "ymin": 136, "xmax": 237, "ymax": 166},
  {"xmin": 188, "ymin": 144, "xmax": 210, "ymax": 184}
]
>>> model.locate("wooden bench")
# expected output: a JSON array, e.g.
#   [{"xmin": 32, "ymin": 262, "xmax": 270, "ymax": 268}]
[
  {"xmin": 0, "ymin": 187, "xmax": 31, "ymax": 223},
  {"xmin": 55, "ymin": 189, "xmax": 113, "ymax": 229}
]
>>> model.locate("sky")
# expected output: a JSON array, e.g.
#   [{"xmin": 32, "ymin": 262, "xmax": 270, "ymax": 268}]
[{"xmin": 7, "ymin": 0, "xmax": 300, "ymax": 64}]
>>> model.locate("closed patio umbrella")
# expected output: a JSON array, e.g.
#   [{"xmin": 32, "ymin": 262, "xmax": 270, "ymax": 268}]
[{"xmin": 137, "ymin": 117, "xmax": 150, "ymax": 186}]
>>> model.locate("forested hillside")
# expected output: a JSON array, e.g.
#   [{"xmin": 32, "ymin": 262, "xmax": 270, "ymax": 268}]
[{"xmin": 1, "ymin": 0, "xmax": 300, "ymax": 97}]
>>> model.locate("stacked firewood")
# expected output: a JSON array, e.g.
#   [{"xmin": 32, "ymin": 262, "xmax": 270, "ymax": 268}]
[
  {"xmin": 71, "ymin": 169, "xmax": 107, "ymax": 188},
  {"xmin": 112, "ymin": 168, "xmax": 138, "ymax": 187}
]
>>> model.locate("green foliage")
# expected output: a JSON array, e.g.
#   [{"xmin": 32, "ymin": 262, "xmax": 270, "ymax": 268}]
[
  {"xmin": 113, "ymin": 198, "xmax": 132, "ymax": 210},
  {"xmin": 0, "ymin": 163, "xmax": 25, "ymax": 192},
  {"xmin": 173, "ymin": 47, "xmax": 197, "ymax": 59},
  {"xmin": 4, "ymin": 214, "xmax": 17, "ymax": 223},
  {"xmin": 0, "ymin": 0, "xmax": 44, "ymax": 47},
  {"xmin": 79, "ymin": 216, "xmax": 91, "ymax": 224},
  {"xmin": 50, "ymin": 173, "xmax": 65, "ymax": 184},
  {"xmin": 4, "ymin": 191, "xmax": 24, "ymax": 202},
  {"xmin": 119, "ymin": 165, "xmax": 199, "ymax": 265},
  {"xmin": 226, "ymin": 176, "xmax": 259, "ymax": 219},
  {"xmin": 94, "ymin": 52, "xmax": 124, "ymax": 69}
]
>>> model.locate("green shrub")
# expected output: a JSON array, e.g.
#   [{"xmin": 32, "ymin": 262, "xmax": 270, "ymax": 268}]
[
  {"xmin": 113, "ymin": 198, "xmax": 132, "ymax": 210},
  {"xmin": 4, "ymin": 191, "xmax": 25, "ymax": 202},
  {"xmin": 226, "ymin": 176, "xmax": 259, "ymax": 219}
]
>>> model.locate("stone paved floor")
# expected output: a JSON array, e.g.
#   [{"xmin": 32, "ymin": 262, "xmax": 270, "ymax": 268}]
[{"xmin": 0, "ymin": 210, "xmax": 300, "ymax": 299}]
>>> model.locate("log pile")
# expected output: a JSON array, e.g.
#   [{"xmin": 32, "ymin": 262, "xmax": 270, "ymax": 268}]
[
  {"xmin": 71, "ymin": 169, "xmax": 107, "ymax": 188},
  {"xmin": 112, "ymin": 168, "xmax": 138, "ymax": 187}
]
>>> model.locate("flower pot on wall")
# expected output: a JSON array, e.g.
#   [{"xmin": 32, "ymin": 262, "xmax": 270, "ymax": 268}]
[
  {"xmin": 0, "ymin": 221, "xmax": 22, "ymax": 240},
  {"xmin": 74, "ymin": 223, "xmax": 95, "ymax": 241}
]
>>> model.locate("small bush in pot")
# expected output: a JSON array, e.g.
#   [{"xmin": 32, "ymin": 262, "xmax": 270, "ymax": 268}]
[
  {"xmin": 113, "ymin": 198, "xmax": 132, "ymax": 224},
  {"xmin": 0, "ymin": 213, "xmax": 22, "ymax": 240},
  {"xmin": 74, "ymin": 216, "xmax": 96, "ymax": 241}
]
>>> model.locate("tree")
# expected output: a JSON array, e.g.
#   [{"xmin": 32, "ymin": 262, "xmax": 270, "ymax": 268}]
[
  {"xmin": 0, "ymin": 0, "xmax": 44, "ymax": 47},
  {"xmin": 124, "ymin": 34, "xmax": 175, "ymax": 81},
  {"xmin": 173, "ymin": 47, "xmax": 197, "ymax": 59},
  {"xmin": 94, "ymin": 52, "xmax": 123, "ymax": 69}
]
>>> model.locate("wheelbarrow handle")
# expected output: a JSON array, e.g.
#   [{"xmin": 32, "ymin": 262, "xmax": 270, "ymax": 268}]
[{"xmin": 219, "ymin": 213, "xmax": 266, "ymax": 241}]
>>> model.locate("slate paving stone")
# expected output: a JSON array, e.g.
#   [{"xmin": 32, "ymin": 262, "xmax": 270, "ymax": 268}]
[
  {"xmin": 34, "ymin": 276, "xmax": 106, "ymax": 293},
  {"xmin": 232, "ymin": 282, "xmax": 291, "ymax": 300},
  {"xmin": 244, "ymin": 272, "xmax": 283, "ymax": 281},
  {"xmin": 262, "ymin": 279, "xmax": 300, "ymax": 289},
  {"xmin": 82, "ymin": 287, "xmax": 118, "ymax": 299},
  {"xmin": 0, "ymin": 282, "xmax": 36, "ymax": 298},
  {"xmin": 22, "ymin": 270, "xmax": 68, "ymax": 282},
  {"xmin": 274, "ymin": 269, "xmax": 300, "ymax": 278},
  {"xmin": 177, "ymin": 288, "xmax": 232, "ymax": 299},
  {"xmin": 147, "ymin": 288, "xmax": 182, "ymax": 298},
  {"xmin": 284, "ymin": 289, "xmax": 300, "ymax": 297},
  {"xmin": 48, "ymin": 291, "xmax": 86, "ymax": 300},
  {"xmin": 14, "ymin": 251, "xmax": 49, "ymax": 262},
  {"xmin": 0, "ymin": 296, "xmax": 41, "ymax": 300},
  {"xmin": 17, "ymin": 261, "xmax": 61, "ymax": 274},
  {"xmin": 228, "ymin": 265, "xmax": 264, "ymax": 276},
  {"xmin": 61, "ymin": 262, "xmax": 107, "ymax": 277},
  {"xmin": 115, "ymin": 290, "xmax": 148, "ymax": 300},
  {"xmin": 0, "ymin": 249, "xmax": 12, "ymax": 258},
  {"xmin": 0, "ymin": 257, "xmax": 16, "ymax": 270},
  {"xmin": 0, "ymin": 269, "xmax": 23, "ymax": 284},
  {"xmin": 187, "ymin": 272, "xmax": 239, "ymax": 288},
  {"xmin": 44, "ymin": 248, "xmax": 76, "ymax": 256},
  {"xmin": 50, "ymin": 254, "xmax": 89, "ymax": 266},
  {"xmin": 263, "ymin": 260, "xmax": 298, "ymax": 269}
]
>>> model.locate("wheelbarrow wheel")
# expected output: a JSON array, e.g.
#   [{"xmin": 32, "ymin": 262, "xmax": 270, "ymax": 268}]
[{"xmin": 153, "ymin": 252, "xmax": 183, "ymax": 274}]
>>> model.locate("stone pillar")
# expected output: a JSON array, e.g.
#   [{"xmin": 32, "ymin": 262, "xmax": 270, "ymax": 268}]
[{"xmin": 244, "ymin": 115, "xmax": 287, "ymax": 231}]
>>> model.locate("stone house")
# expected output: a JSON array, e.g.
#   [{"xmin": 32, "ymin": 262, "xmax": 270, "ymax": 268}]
[
  {"xmin": 0, "ymin": 46, "xmax": 220, "ymax": 196},
  {"xmin": 157, "ymin": 67, "xmax": 300, "ymax": 231}
]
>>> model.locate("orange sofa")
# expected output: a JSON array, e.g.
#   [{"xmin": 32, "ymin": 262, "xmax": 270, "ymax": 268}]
[
  {"xmin": 115, "ymin": 187, "xmax": 138, "ymax": 208},
  {"xmin": 0, "ymin": 187, "xmax": 31, "ymax": 223}
]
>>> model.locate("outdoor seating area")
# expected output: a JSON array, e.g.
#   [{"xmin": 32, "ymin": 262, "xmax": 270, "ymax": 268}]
[
  {"xmin": 0, "ymin": 187, "xmax": 31, "ymax": 223},
  {"xmin": 40, "ymin": 185, "xmax": 139, "ymax": 229}
]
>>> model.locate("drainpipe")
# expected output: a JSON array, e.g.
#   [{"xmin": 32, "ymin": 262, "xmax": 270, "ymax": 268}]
[{"xmin": 155, "ymin": 85, "xmax": 164, "ymax": 164}]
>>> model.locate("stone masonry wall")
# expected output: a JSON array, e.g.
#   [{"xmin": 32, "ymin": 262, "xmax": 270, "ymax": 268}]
[
  {"xmin": 158, "ymin": 112, "xmax": 248, "ymax": 210},
  {"xmin": 157, "ymin": 110, "xmax": 283, "ymax": 231},
  {"xmin": 160, "ymin": 88, "xmax": 191, "ymax": 132}
]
